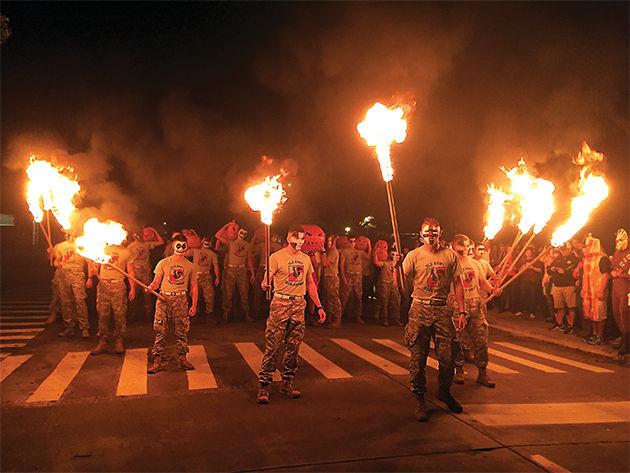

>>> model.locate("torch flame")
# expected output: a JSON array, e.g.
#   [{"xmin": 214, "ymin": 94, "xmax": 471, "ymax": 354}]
[
  {"xmin": 244, "ymin": 175, "xmax": 287, "ymax": 225},
  {"xmin": 483, "ymin": 184, "xmax": 512, "ymax": 240},
  {"xmin": 357, "ymin": 102, "xmax": 407, "ymax": 182},
  {"xmin": 26, "ymin": 156, "xmax": 81, "ymax": 230},
  {"xmin": 75, "ymin": 218, "xmax": 127, "ymax": 263}
]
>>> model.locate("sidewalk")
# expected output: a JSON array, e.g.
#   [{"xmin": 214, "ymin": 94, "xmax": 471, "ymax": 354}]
[{"xmin": 487, "ymin": 309, "xmax": 623, "ymax": 362}]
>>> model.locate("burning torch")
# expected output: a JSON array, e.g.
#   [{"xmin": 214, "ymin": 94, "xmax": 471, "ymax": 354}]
[
  {"xmin": 357, "ymin": 102, "xmax": 407, "ymax": 289},
  {"xmin": 244, "ymin": 175, "xmax": 287, "ymax": 300}
]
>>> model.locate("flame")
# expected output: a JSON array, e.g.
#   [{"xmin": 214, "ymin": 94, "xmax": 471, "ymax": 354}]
[
  {"xmin": 75, "ymin": 218, "xmax": 127, "ymax": 263},
  {"xmin": 244, "ymin": 175, "xmax": 287, "ymax": 225},
  {"xmin": 551, "ymin": 168, "xmax": 609, "ymax": 247},
  {"xmin": 504, "ymin": 159, "xmax": 555, "ymax": 235},
  {"xmin": 25, "ymin": 156, "xmax": 81, "ymax": 230},
  {"xmin": 483, "ymin": 184, "xmax": 512, "ymax": 240},
  {"xmin": 357, "ymin": 102, "xmax": 407, "ymax": 182},
  {"xmin": 573, "ymin": 141, "xmax": 604, "ymax": 166}
]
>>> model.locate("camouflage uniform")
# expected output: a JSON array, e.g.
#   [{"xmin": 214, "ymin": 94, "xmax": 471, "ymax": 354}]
[
  {"xmin": 405, "ymin": 301, "xmax": 455, "ymax": 398},
  {"xmin": 251, "ymin": 265, "xmax": 267, "ymax": 318},
  {"xmin": 96, "ymin": 280, "xmax": 128, "ymax": 338},
  {"xmin": 449, "ymin": 297, "xmax": 488, "ymax": 369},
  {"xmin": 197, "ymin": 272, "xmax": 215, "ymax": 314},
  {"xmin": 340, "ymin": 272, "xmax": 363, "ymax": 320},
  {"xmin": 151, "ymin": 294, "xmax": 190, "ymax": 357},
  {"xmin": 59, "ymin": 269, "xmax": 89, "ymax": 330},
  {"xmin": 49, "ymin": 269, "xmax": 62, "ymax": 319},
  {"xmin": 259, "ymin": 297, "xmax": 306, "ymax": 386},
  {"xmin": 134, "ymin": 265, "xmax": 154, "ymax": 318},
  {"xmin": 322, "ymin": 275, "xmax": 342, "ymax": 325},
  {"xmin": 222, "ymin": 267, "xmax": 250, "ymax": 314},
  {"xmin": 376, "ymin": 280, "xmax": 401, "ymax": 324}
]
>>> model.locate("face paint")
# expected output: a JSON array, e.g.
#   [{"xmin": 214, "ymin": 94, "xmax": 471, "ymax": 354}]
[
  {"xmin": 453, "ymin": 241, "xmax": 467, "ymax": 256},
  {"xmin": 467, "ymin": 244, "xmax": 475, "ymax": 256},
  {"xmin": 238, "ymin": 229, "xmax": 248, "ymax": 240},
  {"xmin": 420, "ymin": 224, "xmax": 441, "ymax": 250},
  {"xmin": 173, "ymin": 241, "xmax": 188, "ymax": 255},
  {"xmin": 288, "ymin": 232, "xmax": 305, "ymax": 251},
  {"xmin": 616, "ymin": 228, "xmax": 628, "ymax": 251},
  {"xmin": 202, "ymin": 238, "xmax": 212, "ymax": 249}
]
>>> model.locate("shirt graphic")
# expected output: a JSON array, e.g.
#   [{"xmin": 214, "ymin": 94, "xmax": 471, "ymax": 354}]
[
  {"xmin": 169, "ymin": 265, "xmax": 186, "ymax": 285},
  {"xmin": 233, "ymin": 242, "xmax": 247, "ymax": 257},
  {"xmin": 461, "ymin": 268, "xmax": 476, "ymax": 289},
  {"xmin": 287, "ymin": 260, "xmax": 305, "ymax": 286},
  {"xmin": 425, "ymin": 264, "xmax": 446, "ymax": 290},
  {"xmin": 63, "ymin": 249, "xmax": 75, "ymax": 262}
]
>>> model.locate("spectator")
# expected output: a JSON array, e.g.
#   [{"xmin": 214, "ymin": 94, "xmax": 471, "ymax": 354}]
[
  {"xmin": 547, "ymin": 242, "xmax": 581, "ymax": 334},
  {"xmin": 580, "ymin": 236, "xmax": 611, "ymax": 345},
  {"xmin": 518, "ymin": 248, "xmax": 544, "ymax": 319}
]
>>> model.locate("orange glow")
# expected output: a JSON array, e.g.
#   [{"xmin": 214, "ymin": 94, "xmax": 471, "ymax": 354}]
[
  {"xmin": 244, "ymin": 175, "xmax": 286, "ymax": 225},
  {"xmin": 483, "ymin": 184, "xmax": 512, "ymax": 240},
  {"xmin": 75, "ymin": 218, "xmax": 127, "ymax": 263}
]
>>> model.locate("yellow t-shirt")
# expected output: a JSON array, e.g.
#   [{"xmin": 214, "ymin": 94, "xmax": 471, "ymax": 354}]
[
  {"xmin": 54, "ymin": 241, "xmax": 85, "ymax": 272},
  {"xmin": 323, "ymin": 247, "xmax": 339, "ymax": 277},
  {"xmin": 341, "ymin": 248, "xmax": 363, "ymax": 274},
  {"xmin": 225, "ymin": 239, "xmax": 250, "ymax": 267},
  {"xmin": 127, "ymin": 241, "xmax": 152, "ymax": 269},
  {"xmin": 100, "ymin": 246, "xmax": 133, "ymax": 281},
  {"xmin": 402, "ymin": 246, "xmax": 461, "ymax": 301},
  {"xmin": 193, "ymin": 248, "xmax": 218, "ymax": 273},
  {"xmin": 155, "ymin": 256, "xmax": 196, "ymax": 293},
  {"xmin": 269, "ymin": 247, "xmax": 314, "ymax": 297}
]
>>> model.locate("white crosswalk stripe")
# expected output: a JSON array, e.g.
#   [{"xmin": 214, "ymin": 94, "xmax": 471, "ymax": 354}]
[
  {"xmin": 234, "ymin": 342, "xmax": 281, "ymax": 381},
  {"xmin": 0, "ymin": 343, "xmax": 27, "ymax": 349},
  {"xmin": 27, "ymin": 351, "xmax": 90, "ymax": 402},
  {"xmin": 0, "ymin": 328, "xmax": 46, "ymax": 334},
  {"xmin": 331, "ymin": 338, "xmax": 407, "ymax": 375},
  {"xmin": 1, "ymin": 354, "xmax": 32, "ymax": 382},
  {"xmin": 186, "ymin": 345, "xmax": 218, "ymax": 390},
  {"xmin": 0, "ymin": 335, "xmax": 37, "ymax": 341},
  {"xmin": 488, "ymin": 348, "xmax": 566, "ymax": 373},
  {"xmin": 0, "ymin": 316, "xmax": 49, "ymax": 320},
  {"xmin": 0, "ymin": 322, "xmax": 46, "ymax": 327},
  {"xmin": 299, "ymin": 343, "xmax": 352, "ymax": 379},
  {"xmin": 117, "ymin": 348, "xmax": 148, "ymax": 396}
]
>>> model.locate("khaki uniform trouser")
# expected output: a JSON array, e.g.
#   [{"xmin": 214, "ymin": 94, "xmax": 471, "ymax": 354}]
[
  {"xmin": 322, "ymin": 275, "xmax": 342, "ymax": 324},
  {"xmin": 197, "ymin": 272, "xmax": 216, "ymax": 314},
  {"xmin": 59, "ymin": 269, "xmax": 89, "ymax": 330},
  {"xmin": 151, "ymin": 294, "xmax": 190, "ymax": 358},
  {"xmin": 340, "ymin": 272, "xmax": 363, "ymax": 320},
  {"xmin": 96, "ymin": 280, "xmax": 128, "ymax": 338},
  {"xmin": 222, "ymin": 267, "xmax": 250, "ymax": 314}
]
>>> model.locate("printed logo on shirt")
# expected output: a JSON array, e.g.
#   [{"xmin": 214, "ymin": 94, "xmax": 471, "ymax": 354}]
[
  {"xmin": 199, "ymin": 253, "xmax": 208, "ymax": 265},
  {"xmin": 424, "ymin": 263, "xmax": 447, "ymax": 290},
  {"xmin": 462, "ymin": 268, "xmax": 476, "ymax": 289},
  {"xmin": 137, "ymin": 248, "xmax": 147, "ymax": 259},
  {"xmin": 233, "ymin": 242, "xmax": 247, "ymax": 257},
  {"xmin": 63, "ymin": 249, "xmax": 74, "ymax": 262},
  {"xmin": 168, "ymin": 265, "xmax": 186, "ymax": 285},
  {"xmin": 109, "ymin": 252, "xmax": 120, "ymax": 264},
  {"xmin": 287, "ymin": 260, "xmax": 305, "ymax": 286},
  {"xmin": 351, "ymin": 253, "xmax": 360, "ymax": 265}
]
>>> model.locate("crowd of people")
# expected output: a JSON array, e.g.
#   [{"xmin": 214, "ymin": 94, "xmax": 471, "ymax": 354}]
[{"xmin": 44, "ymin": 217, "xmax": 629, "ymax": 421}]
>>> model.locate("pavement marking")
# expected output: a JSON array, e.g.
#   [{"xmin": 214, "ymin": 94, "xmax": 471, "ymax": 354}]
[
  {"xmin": 373, "ymin": 338, "xmax": 518, "ymax": 374},
  {"xmin": 0, "ymin": 353, "xmax": 8, "ymax": 360},
  {"xmin": 331, "ymin": 338, "xmax": 407, "ymax": 375},
  {"xmin": 494, "ymin": 342, "xmax": 614, "ymax": 373},
  {"xmin": 0, "ymin": 343, "xmax": 27, "ymax": 348},
  {"xmin": 27, "ymin": 351, "xmax": 90, "ymax": 402},
  {"xmin": 0, "ymin": 328, "xmax": 46, "ymax": 334},
  {"xmin": 529, "ymin": 454, "xmax": 571, "ymax": 473},
  {"xmin": 0, "ymin": 322, "xmax": 46, "ymax": 327},
  {"xmin": 0, "ymin": 354, "xmax": 33, "ymax": 382},
  {"xmin": 462, "ymin": 401, "xmax": 630, "ymax": 425},
  {"xmin": 117, "ymin": 348, "xmax": 148, "ymax": 396},
  {"xmin": 0, "ymin": 309, "xmax": 49, "ymax": 314},
  {"xmin": 0, "ymin": 315, "xmax": 49, "ymax": 320},
  {"xmin": 186, "ymin": 345, "xmax": 218, "ymax": 390},
  {"xmin": 299, "ymin": 343, "xmax": 352, "ymax": 379},
  {"xmin": 0, "ymin": 334, "xmax": 37, "ymax": 340},
  {"xmin": 234, "ymin": 342, "xmax": 281, "ymax": 381},
  {"xmin": 488, "ymin": 348, "xmax": 566, "ymax": 373}
]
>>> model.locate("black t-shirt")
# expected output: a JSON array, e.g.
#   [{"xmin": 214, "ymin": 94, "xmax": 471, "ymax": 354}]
[
  {"xmin": 598, "ymin": 256, "xmax": 612, "ymax": 274},
  {"xmin": 548, "ymin": 254, "xmax": 580, "ymax": 287}
]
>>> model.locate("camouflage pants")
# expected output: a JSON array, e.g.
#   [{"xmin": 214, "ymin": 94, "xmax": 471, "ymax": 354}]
[
  {"xmin": 222, "ymin": 267, "xmax": 250, "ymax": 314},
  {"xmin": 96, "ymin": 280, "xmax": 128, "ymax": 338},
  {"xmin": 340, "ymin": 272, "xmax": 363, "ymax": 320},
  {"xmin": 59, "ymin": 269, "xmax": 89, "ymax": 330},
  {"xmin": 151, "ymin": 294, "xmax": 190, "ymax": 358},
  {"xmin": 251, "ymin": 266, "xmax": 267, "ymax": 318},
  {"xmin": 452, "ymin": 299, "xmax": 489, "ymax": 369},
  {"xmin": 322, "ymin": 275, "xmax": 342, "ymax": 324},
  {"xmin": 133, "ymin": 265, "xmax": 154, "ymax": 317},
  {"xmin": 259, "ymin": 297, "xmax": 306, "ymax": 386},
  {"xmin": 197, "ymin": 272, "xmax": 216, "ymax": 314},
  {"xmin": 376, "ymin": 281, "xmax": 401, "ymax": 323},
  {"xmin": 49, "ymin": 269, "xmax": 62, "ymax": 317},
  {"xmin": 404, "ymin": 301, "xmax": 455, "ymax": 398}
]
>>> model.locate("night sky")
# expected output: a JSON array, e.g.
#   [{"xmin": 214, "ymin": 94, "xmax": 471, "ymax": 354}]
[{"xmin": 1, "ymin": 2, "xmax": 628, "ymax": 250}]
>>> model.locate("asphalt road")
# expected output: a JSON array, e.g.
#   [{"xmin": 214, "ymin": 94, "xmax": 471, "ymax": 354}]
[{"xmin": 1, "ymin": 297, "xmax": 629, "ymax": 472}]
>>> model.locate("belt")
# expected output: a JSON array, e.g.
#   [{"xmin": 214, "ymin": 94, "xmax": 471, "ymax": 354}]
[
  {"xmin": 161, "ymin": 291, "xmax": 187, "ymax": 296},
  {"xmin": 413, "ymin": 298, "xmax": 447, "ymax": 306},
  {"xmin": 100, "ymin": 279, "xmax": 123, "ymax": 283},
  {"xmin": 274, "ymin": 293, "xmax": 303, "ymax": 301},
  {"xmin": 197, "ymin": 271, "xmax": 210, "ymax": 275},
  {"xmin": 227, "ymin": 264, "xmax": 245, "ymax": 268},
  {"xmin": 347, "ymin": 271, "xmax": 361, "ymax": 275}
]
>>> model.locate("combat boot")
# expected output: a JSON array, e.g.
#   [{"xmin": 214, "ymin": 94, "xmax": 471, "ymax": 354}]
[
  {"xmin": 90, "ymin": 337, "xmax": 108, "ymax": 356},
  {"xmin": 256, "ymin": 385, "xmax": 270, "ymax": 404},
  {"xmin": 178, "ymin": 355, "xmax": 195, "ymax": 370},
  {"xmin": 453, "ymin": 366, "xmax": 465, "ymax": 384},
  {"xmin": 58, "ymin": 327, "xmax": 75, "ymax": 338},
  {"xmin": 147, "ymin": 357, "xmax": 164, "ymax": 374},
  {"xmin": 46, "ymin": 313, "xmax": 57, "ymax": 325},
  {"xmin": 113, "ymin": 337, "xmax": 125, "ymax": 354},
  {"xmin": 414, "ymin": 397, "xmax": 429, "ymax": 422},
  {"xmin": 437, "ymin": 388, "xmax": 463, "ymax": 413},
  {"xmin": 279, "ymin": 380, "xmax": 301, "ymax": 399},
  {"xmin": 476, "ymin": 368, "xmax": 495, "ymax": 388}
]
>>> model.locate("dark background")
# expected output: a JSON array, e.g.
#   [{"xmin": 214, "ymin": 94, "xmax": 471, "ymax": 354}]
[{"xmin": 1, "ymin": 2, "xmax": 628, "ymax": 261}]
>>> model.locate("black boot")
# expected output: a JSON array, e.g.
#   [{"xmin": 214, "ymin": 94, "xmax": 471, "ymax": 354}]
[{"xmin": 437, "ymin": 388, "xmax": 463, "ymax": 413}]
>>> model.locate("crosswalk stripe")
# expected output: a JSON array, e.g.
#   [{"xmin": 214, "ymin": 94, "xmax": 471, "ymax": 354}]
[
  {"xmin": 1, "ymin": 354, "xmax": 33, "ymax": 382},
  {"xmin": 0, "ymin": 322, "xmax": 46, "ymax": 327},
  {"xmin": 299, "ymin": 343, "xmax": 352, "ymax": 379},
  {"xmin": 331, "ymin": 339, "xmax": 407, "ymax": 375},
  {"xmin": 462, "ymin": 401, "xmax": 630, "ymax": 425},
  {"xmin": 0, "ymin": 328, "xmax": 46, "ymax": 334},
  {"xmin": 186, "ymin": 345, "xmax": 218, "ymax": 390},
  {"xmin": 117, "ymin": 348, "xmax": 148, "ymax": 396},
  {"xmin": 488, "ymin": 348, "xmax": 566, "ymax": 373},
  {"xmin": 372, "ymin": 339, "xmax": 518, "ymax": 374},
  {"xmin": 27, "ymin": 351, "xmax": 89, "ymax": 402},
  {"xmin": 0, "ymin": 343, "xmax": 26, "ymax": 348},
  {"xmin": 0, "ymin": 300, "xmax": 51, "ymax": 304},
  {"xmin": 234, "ymin": 342, "xmax": 281, "ymax": 382},
  {"xmin": 0, "ymin": 315, "xmax": 49, "ymax": 320},
  {"xmin": 494, "ymin": 342, "xmax": 614, "ymax": 373},
  {"xmin": 0, "ymin": 353, "xmax": 8, "ymax": 360},
  {"xmin": 529, "ymin": 454, "xmax": 572, "ymax": 473},
  {"xmin": 0, "ymin": 309, "xmax": 49, "ymax": 314},
  {"xmin": 0, "ymin": 335, "xmax": 37, "ymax": 341}
]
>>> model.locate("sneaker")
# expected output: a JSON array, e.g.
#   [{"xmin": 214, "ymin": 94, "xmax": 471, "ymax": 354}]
[
  {"xmin": 549, "ymin": 324, "xmax": 563, "ymax": 332},
  {"xmin": 414, "ymin": 397, "xmax": 429, "ymax": 422},
  {"xmin": 436, "ymin": 389, "xmax": 463, "ymax": 413},
  {"xmin": 279, "ymin": 381, "xmax": 301, "ymax": 399},
  {"xmin": 564, "ymin": 326, "xmax": 576, "ymax": 335},
  {"xmin": 382, "ymin": 320, "xmax": 389, "ymax": 327},
  {"xmin": 58, "ymin": 327, "xmax": 75, "ymax": 338},
  {"xmin": 528, "ymin": 313, "xmax": 536, "ymax": 319},
  {"xmin": 178, "ymin": 356, "xmax": 195, "ymax": 371},
  {"xmin": 256, "ymin": 385, "xmax": 270, "ymax": 404},
  {"xmin": 147, "ymin": 358, "xmax": 164, "ymax": 374},
  {"xmin": 356, "ymin": 318, "xmax": 366, "ymax": 325},
  {"xmin": 582, "ymin": 335, "xmax": 594, "ymax": 344},
  {"xmin": 514, "ymin": 311, "xmax": 524, "ymax": 316},
  {"xmin": 587, "ymin": 335, "xmax": 602, "ymax": 345}
]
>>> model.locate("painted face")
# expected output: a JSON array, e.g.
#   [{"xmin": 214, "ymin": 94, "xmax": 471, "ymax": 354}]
[
  {"xmin": 390, "ymin": 250, "xmax": 399, "ymax": 260},
  {"xmin": 288, "ymin": 232, "xmax": 305, "ymax": 251},
  {"xmin": 202, "ymin": 238, "xmax": 212, "ymax": 249},
  {"xmin": 238, "ymin": 229, "xmax": 248, "ymax": 240},
  {"xmin": 475, "ymin": 245, "xmax": 486, "ymax": 258},
  {"xmin": 467, "ymin": 242, "xmax": 475, "ymax": 256},
  {"xmin": 453, "ymin": 239, "xmax": 468, "ymax": 256},
  {"xmin": 420, "ymin": 224, "xmax": 441, "ymax": 249},
  {"xmin": 173, "ymin": 241, "xmax": 188, "ymax": 255},
  {"xmin": 615, "ymin": 229, "xmax": 628, "ymax": 251},
  {"xmin": 326, "ymin": 236, "xmax": 335, "ymax": 249},
  {"xmin": 348, "ymin": 237, "xmax": 357, "ymax": 248}
]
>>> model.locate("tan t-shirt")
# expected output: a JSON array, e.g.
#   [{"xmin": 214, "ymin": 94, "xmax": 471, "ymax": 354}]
[
  {"xmin": 269, "ymin": 247, "xmax": 314, "ymax": 297},
  {"xmin": 341, "ymin": 248, "xmax": 363, "ymax": 274},
  {"xmin": 54, "ymin": 241, "xmax": 85, "ymax": 272},
  {"xmin": 402, "ymin": 246, "xmax": 461, "ymax": 301},
  {"xmin": 127, "ymin": 241, "xmax": 152, "ymax": 269},
  {"xmin": 378, "ymin": 260, "xmax": 397, "ymax": 286},
  {"xmin": 323, "ymin": 247, "xmax": 339, "ymax": 277},
  {"xmin": 100, "ymin": 246, "xmax": 133, "ymax": 281},
  {"xmin": 193, "ymin": 248, "xmax": 218, "ymax": 273},
  {"xmin": 361, "ymin": 251, "xmax": 373, "ymax": 277},
  {"xmin": 155, "ymin": 256, "xmax": 196, "ymax": 293},
  {"xmin": 225, "ymin": 239, "xmax": 250, "ymax": 267},
  {"xmin": 456, "ymin": 256, "xmax": 482, "ymax": 300},
  {"xmin": 476, "ymin": 258, "xmax": 495, "ymax": 280}
]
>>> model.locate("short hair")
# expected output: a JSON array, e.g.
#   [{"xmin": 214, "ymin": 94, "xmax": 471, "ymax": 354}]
[
  {"xmin": 420, "ymin": 217, "xmax": 441, "ymax": 229},
  {"xmin": 173, "ymin": 234, "xmax": 187, "ymax": 243},
  {"xmin": 452, "ymin": 234, "xmax": 470, "ymax": 246},
  {"xmin": 287, "ymin": 225, "xmax": 305, "ymax": 237}
]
